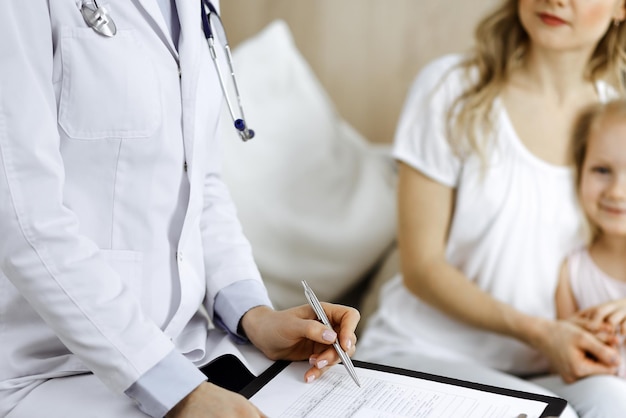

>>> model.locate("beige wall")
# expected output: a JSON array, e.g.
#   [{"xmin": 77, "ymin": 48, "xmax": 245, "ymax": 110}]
[{"xmin": 222, "ymin": 0, "xmax": 500, "ymax": 143}]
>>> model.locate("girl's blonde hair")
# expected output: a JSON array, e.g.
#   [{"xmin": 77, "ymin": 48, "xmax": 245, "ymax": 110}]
[
  {"xmin": 572, "ymin": 99, "xmax": 626, "ymax": 185},
  {"xmin": 448, "ymin": 0, "xmax": 626, "ymax": 161},
  {"xmin": 571, "ymin": 99, "xmax": 626, "ymax": 239}
]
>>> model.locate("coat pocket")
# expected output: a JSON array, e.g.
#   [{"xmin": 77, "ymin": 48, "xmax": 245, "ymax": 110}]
[{"xmin": 58, "ymin": 28, "xmax": 161, "ymax": 140}]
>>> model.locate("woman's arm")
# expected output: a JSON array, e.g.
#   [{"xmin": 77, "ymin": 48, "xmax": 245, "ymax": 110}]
[
  {"xmin": 397, "ymin": 162, "xmax": 619, "ymax": 381},
  {"xmin": 399, "ymin": 162, "xmax": 535, "ymax": 337}
]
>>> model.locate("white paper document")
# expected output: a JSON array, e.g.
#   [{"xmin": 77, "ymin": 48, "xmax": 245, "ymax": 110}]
[{"xmin": 250, "ymin": 362, "xmax": 553, "ymax": 418}]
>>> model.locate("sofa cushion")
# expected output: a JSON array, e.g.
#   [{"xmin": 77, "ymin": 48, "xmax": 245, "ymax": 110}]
[{"xmin": 221, "ymin": 20, "xmax": 397, "ymax": 309}]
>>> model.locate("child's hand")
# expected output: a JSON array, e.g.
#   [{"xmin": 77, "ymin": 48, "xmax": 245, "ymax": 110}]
[
  {"xmin": 567, "ymin": 314, "xmax": 619, "ymax": 347},
  {"xmin": 575, "ymin": 298, "xmax": 626, "ymax": 336}
]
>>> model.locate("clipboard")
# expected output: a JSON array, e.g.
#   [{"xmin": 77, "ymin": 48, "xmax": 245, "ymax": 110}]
[{"xmin": 239, "ymin": 360, "xmax": 567, "ymax": 418}]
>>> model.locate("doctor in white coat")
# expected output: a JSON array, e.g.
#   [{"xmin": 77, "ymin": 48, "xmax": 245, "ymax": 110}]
[{"xmin": 0, "ymin": 1, "xmax": 359, "ymax": 417}]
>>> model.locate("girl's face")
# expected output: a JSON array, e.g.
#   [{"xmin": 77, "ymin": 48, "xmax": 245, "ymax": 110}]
[
  {"xmin": 580, "ymin": 115, "xmax": 626, "ymax": 238},
  {"xmin": 518, "ymin": 0, "xmax": 625, "ymax": 52}
]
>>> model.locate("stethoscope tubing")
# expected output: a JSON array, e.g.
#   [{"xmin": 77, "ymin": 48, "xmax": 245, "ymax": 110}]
[
  {"xmin": 200, "ymin": 0, "xmax": 254, "ymax": 141},
  {"xmin": 80, "ymin": 0, "xmax": 254, "ymax": 141}
]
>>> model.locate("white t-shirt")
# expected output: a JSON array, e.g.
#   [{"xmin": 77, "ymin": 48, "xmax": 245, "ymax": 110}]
[{"xmin": 358, "ymin": 54, "xmax": 612, "ymax": 374}]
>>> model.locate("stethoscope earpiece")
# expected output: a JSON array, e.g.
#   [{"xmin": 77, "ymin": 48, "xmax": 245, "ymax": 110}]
[
  {"xmin": 234, "ymin": 119, "xmax": 255, "ymax": 141},
  {"xmin": 81, "ymin": 0, "xmax": 117, "ymax": 37}
]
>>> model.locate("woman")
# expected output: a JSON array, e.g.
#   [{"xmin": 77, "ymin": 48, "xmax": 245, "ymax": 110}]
[{"xmin": 357, "ymin": 0, "xmax": 626, "ymax": 416}]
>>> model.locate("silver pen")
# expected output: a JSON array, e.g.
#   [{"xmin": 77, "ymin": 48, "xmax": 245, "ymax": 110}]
[{"xmin": 301, "ymin": 280, "xmax": 362, "ymax": 387}]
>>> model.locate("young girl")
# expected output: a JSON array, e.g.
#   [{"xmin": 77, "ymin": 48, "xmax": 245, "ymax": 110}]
[
  {"xmin": 556, "ymin": 99, "xmax": 626, "ymax": 378},
  {"xmin": 356, "ymin": 0, "xmax": 626, "ymax": 416}
]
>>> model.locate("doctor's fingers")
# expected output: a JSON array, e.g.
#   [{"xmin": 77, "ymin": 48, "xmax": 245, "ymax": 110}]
[
  {"xmin": 301, "ymin": 317, "xmax": 358, "ymax": 357},
  {"xmin": 293, "ymin": 302, "xmax": 358, "ymax": 351},
  {"xmin": 320, "ymin": 302, "xmax": 361, "ymax": 331},
  {"xmin": 319, "ymin": 302, "xmax": 360, "ymax": 348},
  {"xmin": 303, "ymin": 357, "xmax": 337, "ymax": 384},
  {"xmin": 306, "ymin": 336, "xmax": 357, "ymax": 368}
]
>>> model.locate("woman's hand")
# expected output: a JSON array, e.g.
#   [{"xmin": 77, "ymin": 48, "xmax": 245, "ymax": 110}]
[
  {"xmin": 166, "ymin": 381, "xmax": 267, "ymax": 418},
  {"xmin": 536, "ymin": 318, "xmax": 620, "ymax": 383},
  {"xmin": 240, "ymin": 303, "xmax": 360, "ymax": 383}
]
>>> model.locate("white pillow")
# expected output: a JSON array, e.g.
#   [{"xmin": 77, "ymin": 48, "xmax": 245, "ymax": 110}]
[{"xmin": 221, "ymin": 20, "xmax": 397, "ymax": 309}]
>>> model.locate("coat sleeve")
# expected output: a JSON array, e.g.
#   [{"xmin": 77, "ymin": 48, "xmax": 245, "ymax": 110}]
[
  {"xmin": 0, "ymin": 1, "xmax": 174, "ymax": 393},
  {"xmin": 199, "ymin": 114, "xmax": 270, "ymax": 317},
  {"xmin": 198, "ymin": 0, "xmax": 268, "ymax": 313}
]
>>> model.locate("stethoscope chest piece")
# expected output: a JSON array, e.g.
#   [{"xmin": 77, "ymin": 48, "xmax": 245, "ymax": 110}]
[{"xmin": 81, "ymin": 1, "xmax": 117, "ymax": 37}]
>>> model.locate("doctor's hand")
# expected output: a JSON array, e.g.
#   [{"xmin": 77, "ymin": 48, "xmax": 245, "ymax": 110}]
[
  {"xmin": 241, "ymin": 304, "xmax": 360, "ymax": 383},
  {"xmin": 166, "ymin": 381, "xmax": 267, "ymax": 418}
]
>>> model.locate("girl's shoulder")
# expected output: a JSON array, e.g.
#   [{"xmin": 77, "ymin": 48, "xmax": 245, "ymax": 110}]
[
  {"xmin": 564, "ymin": 245, "xmax": 588, "ymax": 263},
  {"xmin": 563, "ymin": 245, "xmax": 592, "ymax": 281}
]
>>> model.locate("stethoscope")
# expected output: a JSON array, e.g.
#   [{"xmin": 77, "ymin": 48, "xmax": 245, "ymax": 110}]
[{"xmin": 80, "ymin": 0, "xmax": 255, "ymax": 141}]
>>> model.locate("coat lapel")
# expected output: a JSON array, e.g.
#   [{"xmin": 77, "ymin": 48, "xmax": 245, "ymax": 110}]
[
  {"xmin": 175, "ymin": 0, "xmax": 206, "ymax": 166},
  {"xmin": 132, "ymin": 0, "xmax": 178, "ymax": 57}
]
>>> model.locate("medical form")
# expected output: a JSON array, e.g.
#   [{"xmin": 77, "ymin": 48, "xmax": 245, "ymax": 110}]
[{"xmin": 247, "ymin": 361, "xmax": 565, "ymax": 418}]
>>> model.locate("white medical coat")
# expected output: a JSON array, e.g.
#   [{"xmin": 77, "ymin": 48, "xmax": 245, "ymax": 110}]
[{"xmin": 0, "ymin": 0, "xmax": 263, "ymax": 404}]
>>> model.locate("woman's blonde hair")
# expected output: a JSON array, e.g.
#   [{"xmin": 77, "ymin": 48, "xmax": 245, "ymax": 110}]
[
  {"xmin": 571, "ymin": 99, "xmax": 626, "ymax": 239},
  {"xmin": 448, "ymin": 0, "xmax": 626, "ymax": 162}
]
